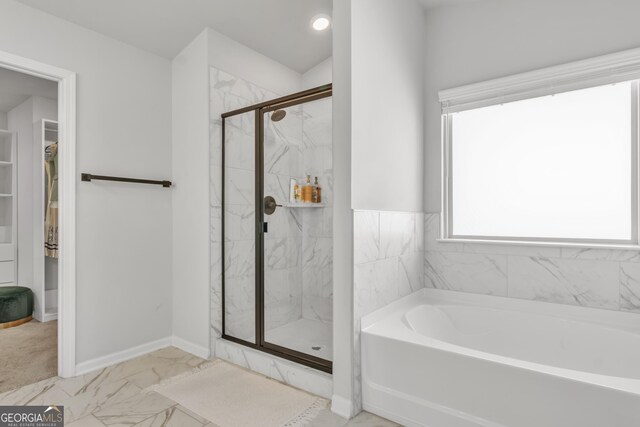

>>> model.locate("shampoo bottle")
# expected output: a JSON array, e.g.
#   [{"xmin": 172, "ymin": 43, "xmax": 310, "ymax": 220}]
[
  {"xmin": 302, "ymin": 174, "xmax": 313, "ymax": 203},
  {"xmin": 314, "ymin": 176, "xmax": 322, "ymax": 203},
  {"xmin": 290, "ymin": 178, "xmax": 298, "ymax": 203}
]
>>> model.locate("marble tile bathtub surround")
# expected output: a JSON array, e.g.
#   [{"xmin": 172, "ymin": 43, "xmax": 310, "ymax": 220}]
[
  {"xmin": 354, "ymin": 211, "xmax": 425, "ymax": 316},
  {"xmin": 424, "ymin": 251, "xmax": 508, "ymax": 296},
  {"xmin": 353, "ymin": 211, "xmax": 379, "ymax": 264},
  {"xmin": 621, "ymin": 263, "xmax": 640, "ymax": 312},
  {"xmin": 508, "ymin": 257, "xmax": 619, "ymax": 309},
  {"xmin": 352, "ymin": 210, "xmax": 425, "ymax": 413},
  {"xmin": 424, "ymin": 212, "xmax": 640, "ymax": 313}
]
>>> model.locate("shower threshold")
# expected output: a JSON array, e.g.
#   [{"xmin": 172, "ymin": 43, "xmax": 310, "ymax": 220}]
[{"xmin": 265, "ymin": 318, "xmax": 333, "ymax": 362}]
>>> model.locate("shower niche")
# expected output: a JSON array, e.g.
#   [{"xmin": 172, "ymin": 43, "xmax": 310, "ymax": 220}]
[{"xmin": 220, "ymin": 84, "xmax": 333, "ymax": 372}]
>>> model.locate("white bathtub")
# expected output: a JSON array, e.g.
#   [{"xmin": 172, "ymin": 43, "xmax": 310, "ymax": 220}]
[{"xmin": 361, "ymin": 288, "xmax": 640, "ymax": 427}]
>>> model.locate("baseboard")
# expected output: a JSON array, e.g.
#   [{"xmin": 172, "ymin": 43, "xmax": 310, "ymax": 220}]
[
  {"xmin": 171, "ymin": 336, "xmax": 210, "ymax": 359},
  {"xmin": 331, "ymin": 394, "xmax": 354, "ymax": 419},
  {"xmin": 75, "ymin": 337, "xmax": 172, "ymax": 375},
  {"xmin": 42, "ymin": 312, "xmax": 58, "ymax": 322}
]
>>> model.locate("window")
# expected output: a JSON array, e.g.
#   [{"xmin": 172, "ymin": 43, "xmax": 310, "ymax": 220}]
[{"xmin": 440, "ymin": 51, "xmax": 640, "ymax": 247}]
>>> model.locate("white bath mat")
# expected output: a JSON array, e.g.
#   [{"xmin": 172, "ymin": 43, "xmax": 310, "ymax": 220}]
[{"xmin": 147, "ymin": 361, "xmax": 328, "ymax": 427}]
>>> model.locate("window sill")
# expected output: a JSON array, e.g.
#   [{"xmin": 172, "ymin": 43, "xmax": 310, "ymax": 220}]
[{"xmin": 436, "ymin": 238, "xmax": 640, "ymax": 251}]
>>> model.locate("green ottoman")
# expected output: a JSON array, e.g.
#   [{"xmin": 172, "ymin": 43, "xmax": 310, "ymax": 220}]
[{"xmin": 0, "ymin": 286, "xmax": 33, "ymax": 328}]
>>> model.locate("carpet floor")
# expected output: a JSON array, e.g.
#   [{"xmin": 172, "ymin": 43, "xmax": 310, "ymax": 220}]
[{"xmin": 0, "ymin": 319, "xmax": 57, "ymax": 393}]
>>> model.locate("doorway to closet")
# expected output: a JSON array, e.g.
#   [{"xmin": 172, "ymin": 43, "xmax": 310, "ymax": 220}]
[
  {"xmin": 0, "ymin": 50, "xmax": 76, "ymax": 390},
  {"xmin": 0, "ymin": 67, "xmax": 59, "ymax": 392}
]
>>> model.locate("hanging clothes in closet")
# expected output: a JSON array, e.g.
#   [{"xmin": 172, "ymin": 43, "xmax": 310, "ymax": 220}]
[{"xmin": 44, "ymin": 142, "xmax": 58, "ymax": 258}]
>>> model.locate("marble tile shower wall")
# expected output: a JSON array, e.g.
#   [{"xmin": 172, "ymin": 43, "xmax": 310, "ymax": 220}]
[
  {"xmin": 352, "ymin": 210, "xmax": 425, "ymax": 412},
  {"xmin": 301, "ymin": 97, "xmax": 333, "ymax": 325},
  {"xmin": 263, "ymin": 106, "xmax": 305, "ymax": 331},
  {"xmin": 424, "ymin": 213, "xmax": 640, "ymax": 312}
]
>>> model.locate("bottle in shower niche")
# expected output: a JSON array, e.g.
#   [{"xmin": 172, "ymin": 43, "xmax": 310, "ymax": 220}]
[
  {"xmin": 290, "ymin": 178, "xmax": 299, "ymax": 203},
  {"xmin": 313, "ymin": 176, "xmax": 322, "ymax": 203},
  {"xmin": 295, "ymin": 183, "xmax": 302, "ymax": 201},
  {"xmin": 302, "ymin": 174, "xmax": 313, "ymax": 203}
]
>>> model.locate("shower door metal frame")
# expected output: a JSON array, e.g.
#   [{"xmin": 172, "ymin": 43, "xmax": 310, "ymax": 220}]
[{"xmin": 221, "ymin": 84, "xmax": 333, "ymax": 374}]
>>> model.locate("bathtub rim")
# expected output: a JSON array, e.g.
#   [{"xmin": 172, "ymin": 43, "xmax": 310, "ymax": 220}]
[
  {"xmin": 362, "ymin": 288, "xmax": 640, "ymax": 335},
  {"xmin": 361, "ymin": 288, "xmax": 640, "ymax": 396}
]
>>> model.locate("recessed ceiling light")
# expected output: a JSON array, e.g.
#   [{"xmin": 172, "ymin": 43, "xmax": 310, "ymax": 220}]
[{"xmin": 311, "ymin": 14, "xmax": 331, "ymax": 31}]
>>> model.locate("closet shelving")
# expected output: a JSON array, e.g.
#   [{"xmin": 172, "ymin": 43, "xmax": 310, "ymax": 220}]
[
  {"xmin": 38, "ymin": 119, "xmax": 59, "ymax": 321},
  {"xmin": 0, "ymin": 129, "xmax": 16, "ymax": 284}
]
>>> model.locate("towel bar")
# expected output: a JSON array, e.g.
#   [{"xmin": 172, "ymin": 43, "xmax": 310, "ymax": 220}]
[{"xmin": 81, "ymin": 173, "xmax": 172, "ymax": 188}]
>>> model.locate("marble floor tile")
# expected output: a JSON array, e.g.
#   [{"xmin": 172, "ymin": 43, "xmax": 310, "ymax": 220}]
[
  {"xmin": 66, "ymin": 415, "xmax": 106, "ymax": 427},
  {"xmin": 174, "ymin": 405, "xmax": 216, "ymax": 426},
  {"xmin": 307, "ymin": 408, "xmax": 349, "ymax": 426},
  {"xmin": 56, "ymin": 370, "xmax": 112, "ymax": 397},
  {"xmin": 123, "ymin": 352, "xmax": 209, "ymax": 389},
  {"xmin": 0, "ymin": 377, "xmax": 67, "ymax": 406},
  {"xmin": 133, "ymin": 405, "xmax": 219, "ymax": 427},
  {"xmin": 345, "ymin": 411, "xmax": 401, "ymax": 426},
  {"xmin": 93, "ymin": 389, "xmax": 176, "ymax": 426},
  {"xmin": 60, "ymin": 379, "xmax": 141, "ymax": 423},
  {"xmin": 58, "ymin": 347, "xmax": 208, "ymax": 398},
  {"xmin": 1, "ymin": 346, "xmax": 397, "ymax": 427},
  {"xmin": 18, "ymin": 384, "xmax": 70, "ymax": 407},
  {"xmin": 307, "ymin": 409, "xmax": 398, "ymax": 427}
]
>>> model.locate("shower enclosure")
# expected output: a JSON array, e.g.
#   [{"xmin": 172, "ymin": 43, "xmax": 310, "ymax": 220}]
[{"xmin": 221, "ymin": 84, "xmax": 333, "ymax": 372}]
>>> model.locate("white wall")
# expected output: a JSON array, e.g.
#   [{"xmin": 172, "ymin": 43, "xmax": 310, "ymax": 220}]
[
  {"xmin": 171, "ymin": 29, "xmax": 211, "ymax": 356},
  {"xmin": 424, "ymin": 0, "xmax": 640, "ymax": 211},
  {"xmin": 0, "ymin": 112, "xmax": 7, "ymax": 129},
  {"xmin": 351, "ymin": 0, "xmax": 424, "ymax": 213},
  {"xmin": 302, "ymin": 57, "xmax": 333, "ymax": 88},
  {"xmin": 0, "ymin": 0, "xmax": 172, "ymax": 364},
  {"xmin": 208, "ymin": 28, "xmax": 302, "ymax": 95},
  {"xmin": 331, "ymin": 0, "xmax": 355, "ymax": 417}
]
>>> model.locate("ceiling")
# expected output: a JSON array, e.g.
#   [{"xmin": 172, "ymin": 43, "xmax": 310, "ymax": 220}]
[
  {"xmin": 13, "ymin": 0, "xmax": 480, "ymax": 73},
  {"xmin": 0, "ymin": 67, "xmax": 57, "ymax": 113},
  {"xmin": 417, "ymin": 0, "xmax": 480, "ymax": 7},
  {"xmin": 15, "ymin": 0, "xmax": 333, "ymax": 73}
]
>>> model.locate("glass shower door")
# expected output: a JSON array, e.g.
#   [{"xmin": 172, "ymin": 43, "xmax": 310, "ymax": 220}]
[
  {"xmin": 261, "ymin": 96, "xmax": 333, "ymax": 368},
  {"xmin": 221, "ymin": 84, "xmax": 332, "ymax": 373},
  {"xmin": 222, "ymin": 109, "xmax": 256, "ymax": 344},
  {"xmin": 261, "ymin": 104, "xmax": 304, "ymax": 355}
]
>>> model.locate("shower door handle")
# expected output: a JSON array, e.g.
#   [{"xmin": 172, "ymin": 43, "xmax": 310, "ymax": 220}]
[{"xmin": 264, "ymin": 196, "xmax": 282, "ymax": 215}]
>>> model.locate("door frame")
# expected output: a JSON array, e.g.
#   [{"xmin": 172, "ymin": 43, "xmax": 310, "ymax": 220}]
[{"xmin": 0, "ymin": 50, "xmax": 77, "ymax": 378}]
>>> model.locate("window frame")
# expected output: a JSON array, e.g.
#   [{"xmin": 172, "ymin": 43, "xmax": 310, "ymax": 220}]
[{"xmin": 439, "ymin": 49, "xmax": 640, "ymax": 249}]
